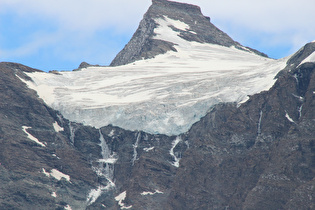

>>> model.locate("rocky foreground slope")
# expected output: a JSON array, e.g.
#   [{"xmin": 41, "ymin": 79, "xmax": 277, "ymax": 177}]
[{"xmin": 0, "ymin": 0, "xmax": 314, "ymax": 209}]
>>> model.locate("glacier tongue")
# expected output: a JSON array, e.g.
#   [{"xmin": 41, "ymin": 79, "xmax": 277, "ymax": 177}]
[{"xmin": 21, "ymin": 17, "xmax": 288, "ymax": 135}]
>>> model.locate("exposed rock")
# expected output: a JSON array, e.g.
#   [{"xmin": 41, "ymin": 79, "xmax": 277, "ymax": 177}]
[
  {"xmin": 73, "ymin": 62, "xmax": 101, "ymax": 71},
  {"xmin": 0, "ymin": 62, "xmax": 98, "ymax": 209}
]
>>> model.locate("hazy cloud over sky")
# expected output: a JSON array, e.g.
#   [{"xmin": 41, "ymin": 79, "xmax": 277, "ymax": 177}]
[{"xmin": 0, "ymin": 0, "xmax": 314, "ymax": 71}]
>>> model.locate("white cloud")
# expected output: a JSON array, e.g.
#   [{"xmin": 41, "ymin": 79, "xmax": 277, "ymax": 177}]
[
  {"xmin": 179, "ymin": 0, "xmax": 315, "ymax": 55},
  {"xmin": 0, "ymin": 0, "xmax": 151, "ymax": 32},
  {"xmin": 1, "ymin": 0, "xmax": 314, "ymax": 40},
  {"xmin": 0, "ymin": 32, "xmax": 60, "ymax": 59},
  {"xmin": 179, "ymin": 0, "xmax": 314, "ymax": 30}
]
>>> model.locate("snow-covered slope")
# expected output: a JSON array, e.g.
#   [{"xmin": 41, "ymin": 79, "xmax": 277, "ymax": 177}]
[{"xmin": 21, "ymin": 16, "xmax": 287, "ymax": 135}]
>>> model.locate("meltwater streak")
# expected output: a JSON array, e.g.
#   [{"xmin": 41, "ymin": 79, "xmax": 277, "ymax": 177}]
[{"xmin": 86, "ymin": 130, "xmax": 117, "ymax": 205}]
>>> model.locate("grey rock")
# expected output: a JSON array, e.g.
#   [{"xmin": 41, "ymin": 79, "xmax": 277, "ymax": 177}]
[{"xmin": 73, "ymin": 62, "xmax": 101, "ymax": 71}]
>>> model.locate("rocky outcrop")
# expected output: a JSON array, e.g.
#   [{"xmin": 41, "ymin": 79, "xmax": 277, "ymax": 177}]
[{"xmin": 72, "ymin": 62, "xmax": 101, "ymax": 71}]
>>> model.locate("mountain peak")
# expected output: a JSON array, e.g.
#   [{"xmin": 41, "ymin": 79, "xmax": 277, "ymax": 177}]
[
  {"xmin": 110, "ymin": 0, "xmax": 266, "ymax": 66},
  {"xmin": 151, "ymin": 0, "xmax": 202, "ymax": 13}
]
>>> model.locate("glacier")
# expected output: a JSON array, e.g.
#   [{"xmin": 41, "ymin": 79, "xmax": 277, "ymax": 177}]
[{"xmin": 21, "ymin": 16, "xmax": 288, "ymax": 135}]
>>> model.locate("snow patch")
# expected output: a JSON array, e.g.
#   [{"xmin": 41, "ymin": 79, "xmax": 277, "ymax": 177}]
[
  {"xmin": 53, "ymin": 121, "xmax": 64, "ymax": 132},
  {"xmin": 87, "ymin": 181, "xmax": 115, "ymax": 205},
  {"xmin": 97, "ymin": 158, "xmax": 118, "ymax": 164},
  {"xmin": 285, "ymin": 111, "xmax": 295, "ymax": 123},
  {"xmin": 108, "ymin": 129, "xmax": 115, "ymax": 137},
  {"xmin": 143, "ymin": 146, "xmax": 154, "ymax": 152},
  {"xmin": 87, "ymin": 186, "xmax": 103, "ymax": 205},
  {"xmin": 52, "ymin": 154, "xmax": 60, "ymax": 159},
  {"xmin": 42, "ymin": 168, "xmax": 50, "ymax": 177},
  {"xmin": 51, "ymin": 169, "xmax": 71, "ymax": 182},
  {"xmin": 87, "ymin": 183, "xmax": 114, "ymax": 205},
  {"xmin": 160, "ymin": 15, "xmax": 190, "ymax": 31},
  {"xmin": 42, "ymin": 168, "xmax": 71, "ymax": 182},
  {"xmin": 238, "ymin": 46, "xmax": 252, "ymax": 53},
  {"xmin": 115, "ymin": 191, "xmax": 132, "ymax": 209},
  {"xmin": 22, "ymin": 126, "xmax": 46, "ymax": 147},
  {"xmin": 140, "ymin": 189, "xmax": 164, "ymax": 196},
  {"xmin": 169, "ymin": 136, "xmax": 182, "ymax": 167},
  {"xmin": 97, "ymin": 157, "xmax": 118, "ymax": 164},
  {"xmin": 16, "ymin": 74, "xmax": 55, "ymax": 105},
  {"xmin": 238, "ymin": 95, "xmax": 250, "ymax": 106},
  {"xmin": 64, "ymin": 205, "xmax": 72, "ymax": 210}
]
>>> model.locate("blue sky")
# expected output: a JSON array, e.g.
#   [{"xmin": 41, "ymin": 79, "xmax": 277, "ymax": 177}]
[{"xmin": 1, "ymin": 0, "xmax": 315, "ymax": 71}]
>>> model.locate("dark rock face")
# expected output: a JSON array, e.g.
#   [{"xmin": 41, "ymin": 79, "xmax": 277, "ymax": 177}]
[
  {"xmin": 110, "ymin": 0, "xmax": 267, "ymax": 67},
  {"xmin": 0, "ymin": 62, "xmax": 99, "ymax": 209}
]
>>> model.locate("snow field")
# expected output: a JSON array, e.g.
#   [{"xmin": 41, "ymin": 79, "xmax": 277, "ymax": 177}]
[{"xmin": 21, "ymin": 16, "xmax": 288, "ymax": 135}]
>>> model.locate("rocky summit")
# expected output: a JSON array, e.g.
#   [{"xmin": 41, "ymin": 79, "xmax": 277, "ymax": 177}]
[
  {"xmin": 0, "ymin": 0, "xmax": 314, "ymax": 210},
  {"xmin": 110, "ymin": 0, "xmax": 267, "ymax": 67}
]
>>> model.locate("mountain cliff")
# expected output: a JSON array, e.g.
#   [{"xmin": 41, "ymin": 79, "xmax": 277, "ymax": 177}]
[{"xmin": 0, "ymin": 0, "xmax": 314, "ymax": 209}]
